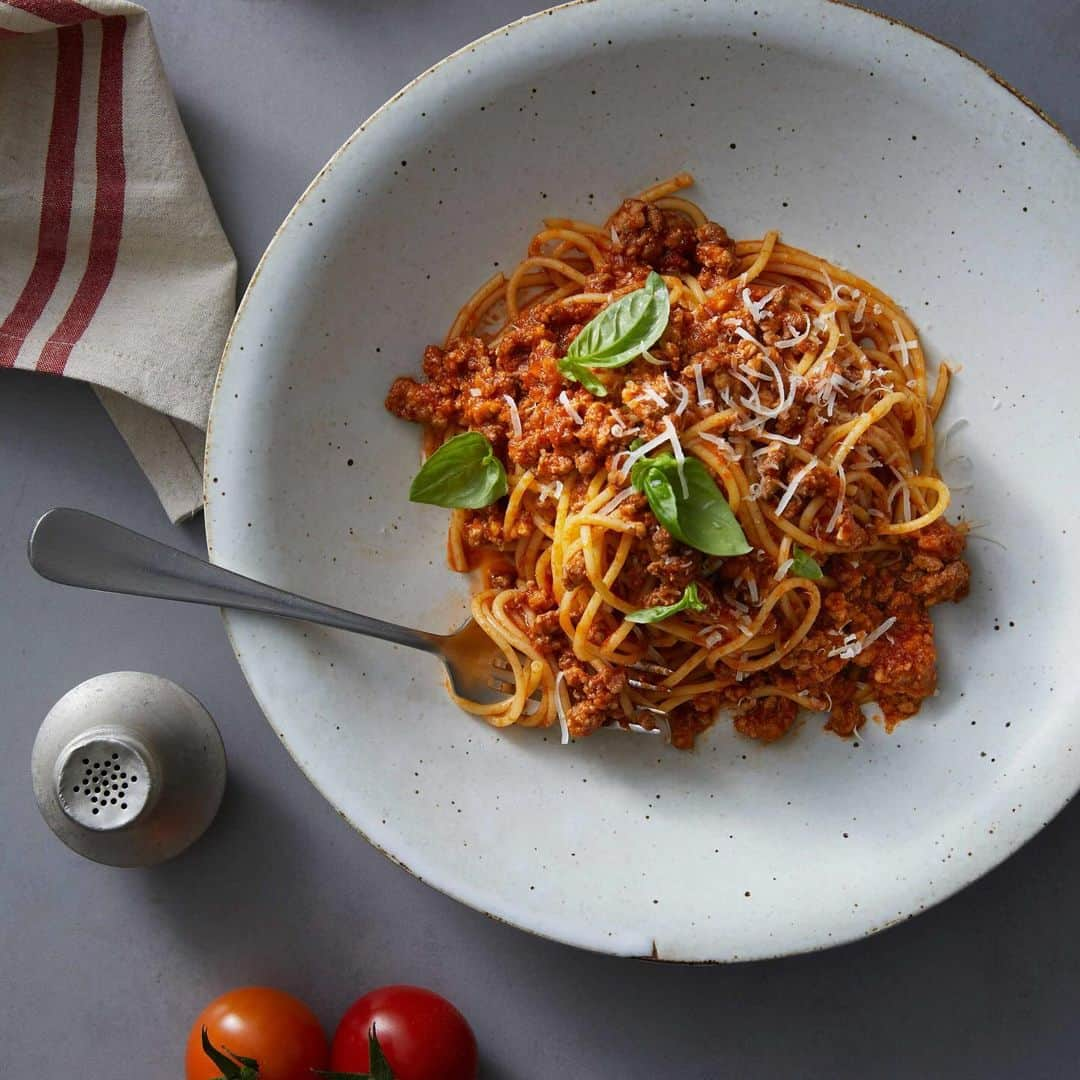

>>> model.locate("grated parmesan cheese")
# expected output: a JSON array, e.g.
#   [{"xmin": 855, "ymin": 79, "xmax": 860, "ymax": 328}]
[
  {"xmin": 826, "ymin": 464, "xmax": 846, "ymax": 534},
  {"xmin": 620, "ymin": 417, "xmax": 683, "ymax": 477},
  {"xmin": 692, "ymin": 362, "xmax": 713, "ymax": 407},
  {"xmin": 775, "ymin": 456, "xmax": 819, "ymax": 517},
  {"xmin": 598, "ymin": 486, "xmax": 637, "ymax": 517},
  {"xmin": 503, "ymin": 394, "xmax": 522, "ymax": 437},
  {"xmin": 697, "ymin": 431, "xmax": 740, "ymax": 461},
  {"xmin": 662, "ymin": 415, "xmax": 689, "ymax": 497},
  {"xmin": 774, "ymin": 313, "xmax": 812, "ymax": 349},
  {"xmin": 774, "ymin": 557, "xmax": 794, "ymax": 581},
  {"xmin": 761, "ymin": 430, "xmax": 801, "ymax": 446},
  {"xmin": 734, "ymin": 326, "xmax": 770, "ymax": 356},
  {"xmin": 746, "ymin": 575, "xmax": 759, "ymax": 604},
  {"xmin": 827, "ymin": 616, "xmax": 897, "ymax": 660},
  {"xmin": 890, "ymin": 319, "xmax": 916, "ymax": 373},
  {"xmin": 554, "ymin": 671, "xmax": 571, "ymax": 745},
  {"xmin": 741, "ymin": 286, "xmax": 781, "ymax": 323},
  {"xmin": 558, "ymin": 390, "xmax": 583, "ymax": 425},
  {"xmin": 640, "ymin": 349, "xmax": 665, "ymax": 366}
]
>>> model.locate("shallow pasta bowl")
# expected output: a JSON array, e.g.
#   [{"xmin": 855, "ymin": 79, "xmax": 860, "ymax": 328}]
[{"xmin": 204, "ymin": 0, "xmax": 1080, "ymax": 961}]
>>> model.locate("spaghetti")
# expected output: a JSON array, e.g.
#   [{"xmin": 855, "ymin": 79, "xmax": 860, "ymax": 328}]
[{"xmin": 386, "ymin": 175, "xmax": 970, "ymax": 748}]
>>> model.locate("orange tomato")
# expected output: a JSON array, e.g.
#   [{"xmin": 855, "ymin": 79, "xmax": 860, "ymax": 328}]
[{"xmin": 185, "ymin": 986, "xmax": 328, "ymax": 1080}]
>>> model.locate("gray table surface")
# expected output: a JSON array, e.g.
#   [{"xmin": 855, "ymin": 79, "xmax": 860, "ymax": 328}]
[{"xmin": 2, "ymin": 2, "xmax": 1078, "ymax": 1077}]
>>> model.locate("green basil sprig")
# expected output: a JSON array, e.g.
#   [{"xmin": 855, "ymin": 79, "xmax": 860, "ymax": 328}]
[
  {"xmin": 630, "ymin": 454, "xmax": 751, "ymax": 557},
  {"xmin": 408, "ymin": 431, "xmax": 507, "ymax": 509},
  {"xmin": 626, "ymin": 582, "xmax": 708, "ymax": 624},
  {"xmin": 558, "ymin": 271, "xmax": 670, "ymax": 396},
  {"xmin": 790, "ymin": 546, "xmax": 824, "ymax": 580}
]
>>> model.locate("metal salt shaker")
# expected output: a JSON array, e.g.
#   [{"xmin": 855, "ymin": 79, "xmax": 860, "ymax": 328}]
[{"xmin": 31, "ymin": 671, "xmax": 226, "ymax": 867}]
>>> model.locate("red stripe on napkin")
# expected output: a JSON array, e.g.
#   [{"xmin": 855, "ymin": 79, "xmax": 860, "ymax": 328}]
[
  {"xmin": 0, "ymin": 24, "xmax": 82, "ymax": 368},
  {"xmin": 4, "ymin": 0, "xmax": 100, "ymax": 24},
  {"xmin": 37, "ymin": 14, "xmax": 126, "ymax": 375}
]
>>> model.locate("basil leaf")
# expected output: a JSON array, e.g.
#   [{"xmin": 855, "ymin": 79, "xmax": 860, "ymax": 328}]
[
  {"xmin": 640, "ymin": 465, "xmax": 680, "ymax": 534},
  {"xmin": 558, "ymin": 271, "xmax": 670, "ymax": 390},
  {"xmin": 630, "ymin": 450, "xmax": 676, "ymax": 491},
  {"xmin": 626, "ymin": 582, "xmax": 708, "ymax": 624},
  {"xmin": 632, "ymin": 455, "xmax": 751, "ymax": 557},
  {"xmin": 791, "ymin": 546, "xmax": 823, "ymax": 580},
  {"xmin": 409, "ymin": 431, "xmax": 507, "ymax": 509},
  {"xmin": 561, "ymin": 360, "xmax": 609, "ymax": 396}
]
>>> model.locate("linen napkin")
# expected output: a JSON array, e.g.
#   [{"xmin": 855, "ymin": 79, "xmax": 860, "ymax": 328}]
[{"xmin": 1, "ymin": 0, "xmax": 236, "ymax": 522}]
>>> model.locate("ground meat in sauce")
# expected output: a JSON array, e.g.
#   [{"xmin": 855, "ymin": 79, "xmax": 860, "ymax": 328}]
[{"xmin": 386, "ymin": 193, "xmax": 971, "ymax": 748}]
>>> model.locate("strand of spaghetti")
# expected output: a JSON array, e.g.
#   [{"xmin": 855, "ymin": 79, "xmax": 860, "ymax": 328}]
[
  {"xmin": 506, "ymin": 257, "xmax": 590, "ymax": 317},
  {"xmin": 503, "ymin": 471, "xmax": 534, "ymax": 538},
  {"xmin": 684, "ymin": 441, "xmax": 743, "ymax": 509},
  {"xmin": 554, "ymin": 292, "xmax": 612, "ymax": 307},
  {"xmin": 928, "ymin": 363, "xmax": 951, "ymax": 423},
  {"xmin": 736, "ymin": 231, "xmax": 779, "ymax": 288},
  {"xmin": 686, "ymin": 442, "xmax": 778, "ymax": 556},
  {"xmin": 822, "ymin": 391, "xmax": 909, "ymax": 467},
  {"xmin": 878, "ymin": 476, "xmax": 950, "ymax": 533},
  {"xmin": 680, "ymin": 273, "xmax": 708, "ymax": 305},
  {"xmin": 695, "ymin": 577, "xmax": 806, "ymax": 662},
  {"xmin": 529, "ymin": 228, "xmax": 606, "ymax": 266},
  {"xmin": 683, "ymin": 408, "xmax": 740, "ymax": 437},
  {"xmin": 660, "ymin": 646, "xmax": 711, "ymax": 687},
  {"xmin": 542, "ymin": 217, "xmax": 613, "ymax": 241},
  {"xmin": 444, "ymin": 272, "xmax": 506, "ymax": 344},
  {"xmin": 568, "ymin": 513, "xmax": 645, "ymax": 534},
  {"xmin": 550, "ymin": 483, "xmax": 573, "ymax": 603},
  {"xmin": 637, "ymin": 172, "xmax": 695, "ymax": 202},
  {"xmin": 593, "ymin": 616, "xmax": 642, "ymax": 664},
  {"xmin": 582, "ymin": 530, "xmax": 637, "ymax": 614},
  {"xmin": 798, "ymin": 494, "xmax": 830, "ymax": 534},
  {"xmin": 574, "ymin": 527, "xmax": 636, "ymax": 659},
  {"xmin": 738, "ymin": 686, "xmax": 829, "ymax": 710},
  {"xmin": 775, "ymin": 535, "xmax": 800, "ymax": 624},
  {"xmin": 721, "ymin": 582, "xmax": 821, "ymax": 672},
  {"xmin": 517, "ymin": 526, "xmax": 548, "ymax": 581},
  {"xmin": 448, "ymin": 509, "xmax": 469, "ymax": 572},
  {"xmin": 528, "ymin": 511, "xmax": 557, "ymax": 540},
  {"xmin": 450, "ymin": 591, "xmax": 533, "ymax": 721},
  {"xmin": 653, "ymin": 195, "xmax": 708, "ymax": 225},
  {"xmin": 533, "ymin": 545, "xmax": 554, "ymax": 592},
  {"xmin": 652, "ymin": 681, "xmax": 735, "ymax": 711},
  {"xmin": 762, "ymin": 505, "xmax": 880, "ymax": 555}
]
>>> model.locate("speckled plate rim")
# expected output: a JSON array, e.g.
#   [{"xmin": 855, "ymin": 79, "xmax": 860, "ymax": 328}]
[{"xmin": 205, "ymin": 0, "xmax": 1079, "ymax": 962}]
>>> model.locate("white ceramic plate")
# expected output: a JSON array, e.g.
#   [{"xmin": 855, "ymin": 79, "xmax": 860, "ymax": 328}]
[{"xmin": 205, "ymin": 0, "xmax": 1080, "ymax": 961}]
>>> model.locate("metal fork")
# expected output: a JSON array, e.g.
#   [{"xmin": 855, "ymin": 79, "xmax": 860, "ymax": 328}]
[{"xmin": 27, "ymin": 508, "xmax": 666, "ymax": 736}]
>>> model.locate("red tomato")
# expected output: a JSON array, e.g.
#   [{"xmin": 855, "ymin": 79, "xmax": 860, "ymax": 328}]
[
  {"xmin": 185, "ymin": 986, "xmax": 328, "ymax": 1080},
  {"xmin": 331, "ymin": 985, "xmax": 478, "ymax": 1080}
]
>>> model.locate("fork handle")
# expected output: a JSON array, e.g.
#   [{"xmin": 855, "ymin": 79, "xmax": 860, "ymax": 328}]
[{"xmin": 28, "ymin": 508, "xmax": 441, "ymax": 654}]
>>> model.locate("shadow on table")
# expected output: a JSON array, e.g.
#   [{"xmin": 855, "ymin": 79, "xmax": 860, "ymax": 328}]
[
  {"xmin": 136, "ymin": 764, "xmax": 331, "ymax": 971},
  {"xmin": 454, "ymin": 792, "xmax": 1080, "ymax": 1077}
]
